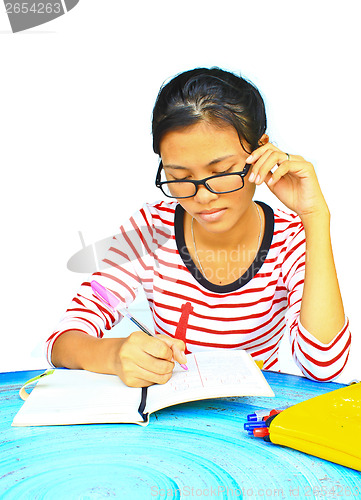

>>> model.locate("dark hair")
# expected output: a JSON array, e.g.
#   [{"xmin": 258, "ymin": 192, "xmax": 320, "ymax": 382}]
[{"xmin": 152, "ymin": 67, "xmax": 267, "ymax": 156}]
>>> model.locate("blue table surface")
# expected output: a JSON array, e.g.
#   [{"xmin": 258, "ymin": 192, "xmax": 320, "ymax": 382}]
[{"xmin": 1, "ymin": 369, "xmax": 360, "ymax": 499}]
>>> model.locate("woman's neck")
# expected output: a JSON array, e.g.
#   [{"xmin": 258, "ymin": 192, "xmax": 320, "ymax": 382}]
[{"xmin": 187, "ymin": 202, "xmax": 263, "ymax": 252}]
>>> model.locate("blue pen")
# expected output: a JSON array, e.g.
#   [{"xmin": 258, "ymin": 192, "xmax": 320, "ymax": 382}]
[
  {"xmin": 247, "ymin": 406, "xmax": 288, "ymax": 422},
  {"xmin": 247, "ymin": 410, "xmax": 271, "ymax": 422},
  {"xmin": 244, "ymin": 421, "xmax": 267, "ymax": 431}
]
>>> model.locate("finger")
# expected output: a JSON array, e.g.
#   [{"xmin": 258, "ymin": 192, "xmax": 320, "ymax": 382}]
[
  {"xmin": 252, "ymin": 151, "xmax": 288, "ymax": 185},
  {"xmin": 248, "ymin": 149, "xmax": 274, "ymax": 183},
  {"xmin": 121, "ymin": 364, "xmax": 174, "ymax": 387},
  {"xmin": 266, "ymin": 162, "xmax": 290, "ymax": 186},
  {"xmin": 246, "ymin": 143, "xmax": 281, "ymax": 165},
  {"xmin": 157, "ymin": 335, "xmax": 187, "ymax": 365},
  {"xmin": 137, "ymin": 348, "xmax": 175, "ymax": 374},
  {"xmin": 124, "ymin": 331, "xmax": 175, "ymax": 371},
  {"xmin": 121, "ymin": 344, "xmax": 174, "ymax": 375},
  {"xmin": 138, "ymin": 333, "xmax": 174, "ymax": 361}
]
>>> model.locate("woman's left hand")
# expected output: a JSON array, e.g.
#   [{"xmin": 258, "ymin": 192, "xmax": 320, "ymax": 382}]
[{"xmin": 246, "ymin": 143, "xmax": 329, "ymax": 219}]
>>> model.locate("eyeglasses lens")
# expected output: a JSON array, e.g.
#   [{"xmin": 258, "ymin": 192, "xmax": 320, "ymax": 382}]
[
  {"xmin": 162, "ymin": 174, "xmax": 244, "ymax": 198},
  {"xmin": 207, "ymin": 174, "xmax": 244, "ymax": 193}
]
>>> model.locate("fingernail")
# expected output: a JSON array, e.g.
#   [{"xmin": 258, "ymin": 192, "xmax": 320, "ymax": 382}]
[
  {"xmin": 256, "ymin": 175, "xmax": 261, "ymax": 184},
  {"xmin": 249, "ymin": 172, "xmax": 255, "ymax": 182},
  {"xmin": 268, "ymin": 177, "xmax": 273, "ymax": 185},
  {"xmin": 246, "ymin": 155, "xmax": 254, "ymax": 163},
  {"xmin": 180, "ymin": 364, "xmax": 188, "ymax": 371}
]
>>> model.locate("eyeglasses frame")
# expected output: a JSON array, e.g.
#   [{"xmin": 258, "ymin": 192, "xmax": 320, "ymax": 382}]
[{"xmin": 155, "ymin": 161, "xmax": 251, "ymax": 199}]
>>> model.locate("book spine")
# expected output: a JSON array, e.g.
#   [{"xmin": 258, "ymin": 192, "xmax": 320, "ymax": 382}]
[{"xmin": 138, "ymin": 387, "xmax": 148, "ymax": 422}]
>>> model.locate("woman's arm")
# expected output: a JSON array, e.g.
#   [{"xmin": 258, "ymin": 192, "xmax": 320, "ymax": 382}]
[
  {"xmin": 247, "ymin": 142, "xmax": 346, "ymax": 344},
  {"xmin": 47, "ymin": 203, "xmax": 186, "ymax": 386},
  {"xmin": 51, "ymin": 329, "xmax": 124, "ymax": 374},
  {"xmin": 51, "ymin": 329, "xmax": 187, "ymax": 388},
  {"xmin": 299, "ymin": 209, "xmax": 345, "ymax": 343}
]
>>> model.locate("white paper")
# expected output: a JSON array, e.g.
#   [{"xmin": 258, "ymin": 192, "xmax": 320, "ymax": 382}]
[
  {"xmin": 146, "ymin": 350, "xmax": 274, "ymax": 413},
  {"xmin": 12, "ymin": 350, "xmax": 274, "ymax": 427},
  {"xmin": 12, "ymin": 370, "xmax": 143, "ymax": 426}
]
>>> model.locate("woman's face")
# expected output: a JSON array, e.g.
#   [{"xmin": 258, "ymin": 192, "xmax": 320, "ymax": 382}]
[{"xmin": 159, "ymin": 121, "xmax": 258, "ymax": 235}]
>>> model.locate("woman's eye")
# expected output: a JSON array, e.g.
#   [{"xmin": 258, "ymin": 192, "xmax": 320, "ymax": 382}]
[
  {"xmin": 171, "ymin": 166, "xmax": 234, "ymax": 181},
  {"xmin": 215, "ymin": 167, "xmax": 233, "ymax": 175},
  {"xmin": 173, "ymin": 176, "xmax": 189, "ymax": 181}
]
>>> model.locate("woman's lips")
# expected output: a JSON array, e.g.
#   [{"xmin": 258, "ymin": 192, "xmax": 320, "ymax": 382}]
[{"xmin": 196, "ymin": 208, "xmax": 227, "ymax": 222}]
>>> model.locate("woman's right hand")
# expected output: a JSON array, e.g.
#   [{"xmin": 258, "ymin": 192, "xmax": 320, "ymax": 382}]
[{"xmin": 112, "ymin": 331, "xmax": 187, "ymax": 387}]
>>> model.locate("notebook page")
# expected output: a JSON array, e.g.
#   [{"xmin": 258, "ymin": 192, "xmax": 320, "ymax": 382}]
[
  {"xmin": 12, "ymin": 369, "xmax": 143, "ymax": 426},
  {"xmin": 146, "ymin": 349, "xmax": 274, "ymax": 414}
]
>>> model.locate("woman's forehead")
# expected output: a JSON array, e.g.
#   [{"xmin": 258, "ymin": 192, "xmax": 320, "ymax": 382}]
[{"xmin": 160, "ymin": 122, "xmax": 246, "ymax": 167}]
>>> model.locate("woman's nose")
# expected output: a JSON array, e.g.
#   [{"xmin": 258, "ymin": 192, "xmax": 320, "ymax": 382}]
[{"xmin": 193, "ymin": 184, "xmax": 219, "ymax": 204}]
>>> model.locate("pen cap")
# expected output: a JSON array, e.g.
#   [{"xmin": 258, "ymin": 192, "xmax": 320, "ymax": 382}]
[{"xmin": 91, "ymin": 281, "xmax": 119, "ymax": 311}]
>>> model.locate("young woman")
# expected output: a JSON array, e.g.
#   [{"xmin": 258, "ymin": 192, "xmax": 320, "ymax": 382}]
[{"xmin": 47, "ymin": 68, "xmax": 351, "ymax": 387}]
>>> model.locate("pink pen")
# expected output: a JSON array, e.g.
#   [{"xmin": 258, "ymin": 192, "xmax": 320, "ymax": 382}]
[{"xmin": 90, "ymin": 280, "xmax": 188, "ymax": 371}]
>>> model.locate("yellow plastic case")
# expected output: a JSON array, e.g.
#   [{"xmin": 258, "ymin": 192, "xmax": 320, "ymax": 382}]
[{"xmin": 269, "ymin": 383, "xmax": 361, "ymax": 471}]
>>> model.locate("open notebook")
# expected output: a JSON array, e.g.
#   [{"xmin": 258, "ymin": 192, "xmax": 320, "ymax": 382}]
[{"xmin": 12, "ymin": 350, "xmax": 274, "ymax": 427}]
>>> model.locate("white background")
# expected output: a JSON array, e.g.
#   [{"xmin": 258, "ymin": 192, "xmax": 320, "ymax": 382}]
[{"xmin": 1, "ymin": 0, "xmax": 360, "ymax": 383}]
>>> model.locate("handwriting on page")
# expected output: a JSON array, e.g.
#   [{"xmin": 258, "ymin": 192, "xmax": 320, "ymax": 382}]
[
  {"xmin": 197, "ymin": 369, "xmax": 254, "ymax": 388},
  {"xmin": 145, "ymin": 350, "xmax": 273, "ymax": 414},
  {"xmin": 168, "ymin": 352, "xmax": 254, "ymax": 392},
  {"xmin": 167, "ymin": 375, "xmax": 190, "ymax": 391}
]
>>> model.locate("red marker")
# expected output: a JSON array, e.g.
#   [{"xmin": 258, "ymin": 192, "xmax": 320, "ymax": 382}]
[
  {"xmin": 91, "ymin": 281, "xmax": 188, "ymax": 370},
  {"xmin": 253, "ymin": 427, "xmax": 269, "ymax": 438}
]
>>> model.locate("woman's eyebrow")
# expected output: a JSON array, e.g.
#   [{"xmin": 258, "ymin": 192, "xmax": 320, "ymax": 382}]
[{"xmin": 163, "ymin": 155, "xmax": 237, "ymax": 170}]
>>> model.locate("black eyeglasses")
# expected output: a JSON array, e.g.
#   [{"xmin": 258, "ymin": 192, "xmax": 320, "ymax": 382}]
[{"xmin": 155, "ymin": 162, "xmax": 251, "ymax": 199}]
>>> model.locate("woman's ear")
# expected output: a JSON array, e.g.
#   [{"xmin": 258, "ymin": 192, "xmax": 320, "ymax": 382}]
[{"xmin": 258, "ymin": 134, "xmax": 269, "ymax": 146}]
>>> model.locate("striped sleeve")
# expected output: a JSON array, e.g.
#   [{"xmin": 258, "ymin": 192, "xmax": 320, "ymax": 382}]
[
  {"xmin": 282, "ymin": 217, "xmax": 351, "ymax": 381},
  {"xmin": 45, "ymin": 204, "xmax": 157, "ymax": 367}
]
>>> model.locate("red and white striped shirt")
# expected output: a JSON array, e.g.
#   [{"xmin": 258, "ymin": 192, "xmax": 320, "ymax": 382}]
[{"xmin": 46, "ymin": 200, "xmax": 351, "ymax": 381}]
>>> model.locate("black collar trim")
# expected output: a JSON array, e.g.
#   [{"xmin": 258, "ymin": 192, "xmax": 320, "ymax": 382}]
[{"xmin": 175, "ymin": 201, "xmax": 274, "ymax": 294}]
